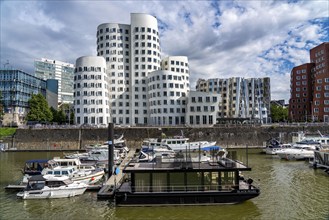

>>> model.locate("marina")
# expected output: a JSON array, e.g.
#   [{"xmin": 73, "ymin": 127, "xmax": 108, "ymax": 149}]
[{"xmin": 1, "ymin": 149, "xmax": 328, "ymax": 219}]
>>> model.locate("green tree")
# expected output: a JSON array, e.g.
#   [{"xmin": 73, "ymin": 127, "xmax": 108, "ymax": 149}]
[
  {"xmin": 70, "ymin": 110, "xmax": 74, "ymax": 124},
  {"xmin": 270, "ymin": 104, "xmax": 288, "ymax": 123},
  {"xmin": 57, "ymin": 109, "xmax": 66, "ymax": 124},
  {"xmin": 50, "ymin": 107, "xmax": 59, "ymax": 123},
  {"xmin": 26, "ymin": 94, "xmax": 53, "ymax": 122}
]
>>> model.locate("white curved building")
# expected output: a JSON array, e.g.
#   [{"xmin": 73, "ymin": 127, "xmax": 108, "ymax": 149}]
[
  {"xmin": 74, "ymin": 56, "xmax": 109, "ymax": 125},
  {"xmin": 97, "ymin": 13, "xmax": 161, "ymax": 125},
  {"xmin": 148, "ymin": 56, "xmax": 190, "ymax": 126}
]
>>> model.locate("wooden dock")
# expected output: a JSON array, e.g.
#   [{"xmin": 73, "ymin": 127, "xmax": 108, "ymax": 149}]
[{"xmin": 97, "ymin": 150, "xmax": 135, "ymax": 199}]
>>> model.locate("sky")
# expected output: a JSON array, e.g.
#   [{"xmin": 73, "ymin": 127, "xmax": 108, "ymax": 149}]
[{"xmin": 1, "ymin": 0, "xmax": 328, "ymax": 103}]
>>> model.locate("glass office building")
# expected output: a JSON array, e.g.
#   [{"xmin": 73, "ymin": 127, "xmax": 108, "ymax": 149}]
[{"xmin": 0, "ymin": 69, "xmax": 46, "ymax": 126}]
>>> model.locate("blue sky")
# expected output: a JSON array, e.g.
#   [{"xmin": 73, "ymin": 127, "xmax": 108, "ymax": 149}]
[{"xmin": 1, "ymin": 0, "xmax": 328, "ymax": 103}]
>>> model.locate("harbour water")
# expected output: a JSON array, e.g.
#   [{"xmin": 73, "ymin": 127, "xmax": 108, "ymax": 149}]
[{"xmin": 0, "ymin": 149, "xmax": 328, "ymax": 220}]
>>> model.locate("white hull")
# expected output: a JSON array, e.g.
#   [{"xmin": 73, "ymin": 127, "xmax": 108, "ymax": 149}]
[
  {"xmin": 142, "ymin": 137, "xmax": 217, "ymax": 152},
  {"xmin": 264, "ymin": 145, "xmax": 292, "ymax": 155},
  {"xmin": 173, "ymin": 141, "xmax": 217, "ymax": 151},
  {"xmin": 276, "ymin": 149, "xmax": 314, "ymax": 160},
  {"xmin": 17, "ymin": 175, "xmax": 88, "ymax": 200},
  {"xmin": 17, "ymin": 186, "xmax": 87, "ymax": 199}
]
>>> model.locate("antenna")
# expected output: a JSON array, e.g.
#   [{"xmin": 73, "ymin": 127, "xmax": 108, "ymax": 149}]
[{"xmin": 317, "ymin": 130, "xmax": 324, "ymax": 137}]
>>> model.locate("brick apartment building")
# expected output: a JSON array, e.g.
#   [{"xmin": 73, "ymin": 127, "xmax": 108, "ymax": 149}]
[{"xmin": 289, "ymin": 42, "xmax": 329, "ymax": 122}]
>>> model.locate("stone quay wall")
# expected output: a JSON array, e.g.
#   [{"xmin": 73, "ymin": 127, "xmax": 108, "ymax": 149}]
[{"xmin": 4, "ymin": 125, "xmax": 329, "ymax": 151}]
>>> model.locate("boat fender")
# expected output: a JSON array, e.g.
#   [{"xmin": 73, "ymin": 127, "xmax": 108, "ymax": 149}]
[{"xmin": 247, "ymin": 178, "xmax": 253, "ymax": 185}]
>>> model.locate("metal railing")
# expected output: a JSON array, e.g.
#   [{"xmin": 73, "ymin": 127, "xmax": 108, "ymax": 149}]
[{"xmin": 132, "ymin": 184, "xmax": 239, "ymax": 192}]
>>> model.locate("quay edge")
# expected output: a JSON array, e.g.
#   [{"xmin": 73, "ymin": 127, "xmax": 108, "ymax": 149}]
[{"xmin": 2, "ymin": 125, "xmax": 329, "ymax": 151}]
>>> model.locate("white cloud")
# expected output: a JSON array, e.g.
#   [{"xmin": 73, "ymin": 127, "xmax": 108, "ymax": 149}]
[
  {"xmin": 17, "ymin": 2, "xmax": 65, "ymax": 32},
  {"xmin": 0, "ymin": 0, "xmax": 328, "ymax": 103}
]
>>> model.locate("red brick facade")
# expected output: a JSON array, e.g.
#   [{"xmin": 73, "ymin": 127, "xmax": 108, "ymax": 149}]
[
  {"xmin": 289, "ymin": 42, "xmax": 329, "ymax": 122},
  {"xmin": 309, "ymin": 42, "xmax": 329, "ymax": 122},
  {"xmin": 289, "ymin": 63, "xmax": 314, "ymax": 121}
]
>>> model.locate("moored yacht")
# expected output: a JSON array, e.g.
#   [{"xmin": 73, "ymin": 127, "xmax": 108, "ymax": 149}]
[
  {"xmin": 276, "ymin": 141, "xmax": 322, "ymax": 160},
  {"xmin": 41, "ymin": 163, "xmax": 105, "ymax": 185},
  {"xmin": 142, "ymin": 136, "xmax": 216, "ymax": 152},
  {"xmin": 263, "ymin": 144, "xmax": 292, "ymax": 155},
  {"xmin": 17, "ymin": 175, "xmax": 87, "ymax": 199}
]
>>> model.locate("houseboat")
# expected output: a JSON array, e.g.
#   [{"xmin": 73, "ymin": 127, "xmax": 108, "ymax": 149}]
[{"xmin": 112, "ymin": 154, "xmax": 260, "ymax": 206}]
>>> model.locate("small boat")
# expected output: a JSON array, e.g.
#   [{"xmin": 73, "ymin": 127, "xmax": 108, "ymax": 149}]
[
  {"xmin": 263, "ymin": 144, "xmax": 292, "ymax": 155},
  {"xmin": 41, "ymin": 163, "xmax": 105, "ymax": 185},
  {"xmin": 17, "ymin": 175, "xmax": 87, "ymax": 199},
  {"xmin": 276, "ymin": 141, "xmax": 322, "ymax": 160},
  {"xmin": 295, "ymin": 131, "xmax": 329, "ymax": 148},
  {"xmin": 142, "ymin": 136, "xmax": 216, "ymax": 152},
  {"xmin": 51, "ymin": 157, "xmax": 98, "ymax": 172},
  {"xmin": 84, "ymin": 134, "xmax": 129, "ymax": 153},
  {"xmin": 139, "ymin": 144, "xmax": 227, "ymax": 163}
]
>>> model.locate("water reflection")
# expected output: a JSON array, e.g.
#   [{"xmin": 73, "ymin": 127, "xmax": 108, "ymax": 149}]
[
  {"xmin": 0, "ymin": 150, "xmax": 328, "ymax": 220},
  {"xmin": 114, "ymin": 201, "xmax": 260, "ymax": 220}
]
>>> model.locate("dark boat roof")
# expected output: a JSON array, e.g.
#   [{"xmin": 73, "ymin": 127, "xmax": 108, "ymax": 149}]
[
  {"xmin": 296, "ymin": 140, "xmax": 321, "ymax": 145},
  {"xmin": 123, "ymin": 158, "xmax": 251, "ymax": 173},
  {"xmin": 26, "ymin": 159, "xmax": 49, "ymax": 163},
  {"xmin": 29, "ymin": 175, "xmax": 47, "ymax": 181}
]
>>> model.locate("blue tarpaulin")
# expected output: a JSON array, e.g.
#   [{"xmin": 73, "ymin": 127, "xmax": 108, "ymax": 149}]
[
  {"xmin": 201, "ymin": 146, "xmax": 222, "ymax": 151},
  {"xmin": 115, "ymin": 167, "xmax": 120, "ymax": 175}
]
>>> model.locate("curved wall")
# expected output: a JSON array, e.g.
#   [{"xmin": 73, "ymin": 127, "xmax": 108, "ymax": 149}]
[
  {"xmin": 148, "ymin": 69, "xmax": 189, "ymax": 125},
  {"xmin": 74, "ymin": 56, "xmax": 109, "ymax": 125}
]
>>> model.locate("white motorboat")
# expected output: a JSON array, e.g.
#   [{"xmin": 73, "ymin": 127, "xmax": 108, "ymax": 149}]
[
  {"xmin": 17, "ymin": 175, "xmax": 87, "ymax": 199},
  {"xmin": 51, "ymin": 157, "xmax": 98, "ymax": 171},
  {"xmin": 84, "ymin": 134, "xmax": 129, "ymax": 153},
  {"xmin": 276, "ymin": 141, "xmax": 322, "ymax": 160},
  {"xmin": 41, "ymin": 164, "xmax": 105, "ymax": 185},
  {"xmin": 138, "ymin": 145, "xmax": 227, "ymax": 163},
  {"xmin": 137, "ymin": 149, "xmax": 176, "ymax": 162},
  {"xmin": 294, "ymin": 131, "xmax": 329, "ymax": 147},
  {"xmin": 142, "ymin": 136, "xmax": 216, "ymax": 152},
  {"xmin": 263, "ymin": 144, "xmax": 292, "ymax": 155}
]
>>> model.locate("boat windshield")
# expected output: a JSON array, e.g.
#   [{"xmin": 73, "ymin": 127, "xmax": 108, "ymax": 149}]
[{"xmin": 28, "ymin": 181, "xmax": 45, "ymax": 190}]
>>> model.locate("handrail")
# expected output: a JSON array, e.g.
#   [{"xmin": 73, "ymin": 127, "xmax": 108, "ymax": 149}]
[{"xmin": 130, "ymin": 184, "xmax": 239, "ymax": 192}]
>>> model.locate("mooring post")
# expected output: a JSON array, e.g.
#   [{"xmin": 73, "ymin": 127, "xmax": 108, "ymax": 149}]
[{"xmin": 108, "ymin": 123, "xmax": 114, "ymax": 178}]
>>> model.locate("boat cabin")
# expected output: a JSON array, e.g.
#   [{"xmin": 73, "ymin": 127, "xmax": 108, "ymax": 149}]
[
  {"xmin": 26, "ymin": 175, "xmax": 74, "ymax": 190},
  {"xmin": 42, "ymin": 166, "xmax": 75, "ymax": 177},
  {"xmin": 22, "ymin": 159, "xmax": 50, "ymax": 176}
]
